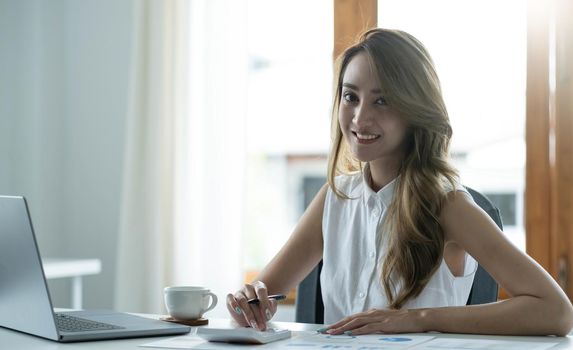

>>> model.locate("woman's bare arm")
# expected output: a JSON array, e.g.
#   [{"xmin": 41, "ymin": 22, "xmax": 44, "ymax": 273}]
[
  {"xmin": 417, "ymin": 191, "xmax": 573, "ymax": 336},
  {"xmin": 226, "ymin": 183, "xmax": 328, "ymax": 330},
  {"xmin": 324, "ymin": 191, "xmax": 573, "ymax": 336}
]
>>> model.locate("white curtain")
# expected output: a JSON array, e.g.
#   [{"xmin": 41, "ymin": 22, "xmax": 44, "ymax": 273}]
[
  {"xmin": 114, "ymin": 0, "xmax": 187, "ymax": 313},
  {"xmin": 175, "ymin": 0, "xmax": 247, "ymax": 318},
  {"xmin": 115, "ymin": 0, "xmax": 247, "ymax": 316}
]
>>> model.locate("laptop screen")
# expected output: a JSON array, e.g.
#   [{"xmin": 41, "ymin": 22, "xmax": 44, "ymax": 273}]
[{"xmin": 0, "ymin": 196, "xmax": 59, "ymax": 340}]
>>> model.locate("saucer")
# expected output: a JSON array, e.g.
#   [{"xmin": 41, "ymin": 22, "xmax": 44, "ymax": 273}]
[{"xmin": 160, "ymin": 316, "xmax": 209, "ymax": 326}]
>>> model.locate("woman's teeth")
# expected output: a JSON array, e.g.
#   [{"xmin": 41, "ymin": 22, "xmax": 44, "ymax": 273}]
[{"xmin": 356, "ymin": 133, "xmax": 380, "ymax": 140}]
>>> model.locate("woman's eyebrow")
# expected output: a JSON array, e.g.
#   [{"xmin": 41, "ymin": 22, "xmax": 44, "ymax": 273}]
[{"xmin": 342, "ymin": 82, "xmax": 382, "ymax": 94}]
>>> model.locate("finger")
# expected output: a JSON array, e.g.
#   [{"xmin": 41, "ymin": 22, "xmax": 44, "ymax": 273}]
[
  {"xmin": 226, "ymin": 294, "xmax": 248, "ymax": 327},
  {"xmin": 245, "ymin": 282, "xmax": 270, "ymax": 331},
  {"xmin": 235, "ymin": 291, "xmax": 260, "ymax": 330},
  {"xmin": 251, "ymin": 280, "xmax": 267, "ymax": 289},
  {"xmin": 324, "ymin": 316, "xmax": 354, "ymax": 332},
  {"xmin": 317, "ymin": 323, "xmax": 341, "ymax": 334},
  {"xmin": 269, "ymin": 299, "xmax": 278, "ymax": 314},
  {"xmin": 328, "ymin": 317, "xmax": 370, "ymax": 335},
  {"xmin": 253, "ymin": 284, "xmax": 272, "ymax": 323},
  {"xmin": 325, "ymin": 309, "xmax": 376, "ymax": 333},
  {"xmin": 243, "ymin": 283, "xmax": 256, "ymax": 297},
  {"xmin": 249, "ymin": 292, "xmax": 269, "ymax": 331},
  {"xmin": 248, "ymin": 302, "xmax": 266, "ymax": 331},
  {"xmin": 239, "ymin": 287, "xmax": 266, "ymax": 331},
  {"xmin": 226, "ymin": 293, "xmax": 244, "ymax": 316}
]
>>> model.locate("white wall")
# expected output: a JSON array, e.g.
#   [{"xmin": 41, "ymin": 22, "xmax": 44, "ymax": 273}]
[{"xmin": 0, "ymin": 0, "xmax": 134, "ymax": 309}]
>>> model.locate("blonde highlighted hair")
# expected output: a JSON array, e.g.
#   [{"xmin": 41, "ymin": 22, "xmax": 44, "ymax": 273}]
[{"xmin": 327, "ymin": 28, "xmax": 459, "ymax": 309}]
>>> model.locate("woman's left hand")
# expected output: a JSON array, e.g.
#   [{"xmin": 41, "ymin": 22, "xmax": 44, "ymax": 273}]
[{"xmin": 321, "ymin": 308, "xmax": 425, "ymax": 335}]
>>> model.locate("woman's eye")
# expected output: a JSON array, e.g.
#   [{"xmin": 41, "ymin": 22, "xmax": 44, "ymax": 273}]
[
  {"xmin": 375, "ymin": 97, "xmax": 387, "ymax": 105},
  {"xmin": 343, "ymin": 93, "xmax": 358, "ymax": 103}
]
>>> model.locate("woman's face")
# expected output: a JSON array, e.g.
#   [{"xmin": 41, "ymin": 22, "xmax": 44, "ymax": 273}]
[{"xmin": 338, "ymin": 52, "xmax": 409, "ymax": 164}]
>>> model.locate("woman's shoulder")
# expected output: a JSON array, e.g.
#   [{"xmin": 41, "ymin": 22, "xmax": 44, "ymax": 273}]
[
  {"xmin": 438, "ymin": 182, "xmax": 485, "ymax": 238},
  {"xmin": 438, "ymin": 178, "xmax": 477, "ymax": 223},
  {"xmin": 442, "ymin": 178, "xmax": 469, "ymax": 195}
]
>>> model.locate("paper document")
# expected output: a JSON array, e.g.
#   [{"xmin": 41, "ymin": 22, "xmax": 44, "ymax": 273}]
[
  {"xmin": 140, "ymin": 331, "xmax": 435, "ymax": 349},
  {"xmin": 408, "ymin": 338, "xmax": 560, "ymax": 350},
  {"xmin": 280, "ymin": 332, "xmax": 434, "ymax": 349}
]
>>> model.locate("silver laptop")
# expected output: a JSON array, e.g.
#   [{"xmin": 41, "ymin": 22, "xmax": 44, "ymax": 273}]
[{"xmin": 0, "ymin": 195, "xmax": 191, "ymax": 342}]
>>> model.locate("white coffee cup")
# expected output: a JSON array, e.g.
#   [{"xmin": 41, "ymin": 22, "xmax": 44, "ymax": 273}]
[{"xmin": 163, "ymin": 286, "xmax": 218, "ymax": 320}]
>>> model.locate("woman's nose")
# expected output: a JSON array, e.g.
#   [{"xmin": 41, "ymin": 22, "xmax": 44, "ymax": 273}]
[{"xmin": 352, "ymin": 103, "xmax": 373, "ymax": 126}]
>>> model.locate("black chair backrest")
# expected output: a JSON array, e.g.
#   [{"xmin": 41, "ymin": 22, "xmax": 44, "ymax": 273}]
[{"xmin": 295, "ymin": 186, "xmax": 503, "ymax": 324}]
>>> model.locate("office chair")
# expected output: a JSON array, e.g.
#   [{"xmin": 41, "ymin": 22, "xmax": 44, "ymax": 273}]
[{"xmin": 295, "ymin": 186, "xmax": 503, "ymax": 324}]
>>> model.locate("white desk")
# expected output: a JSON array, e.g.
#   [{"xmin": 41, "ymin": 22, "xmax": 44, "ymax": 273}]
[
  {"xmin": 42, "ymin": 258, "xmax": 102, "ymax": 309},
  {"xmin": 0, "ymin": 317, "xmax": 572, "ymax": 350}
]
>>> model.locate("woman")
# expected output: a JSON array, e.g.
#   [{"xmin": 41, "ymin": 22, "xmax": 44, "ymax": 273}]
[{"xmin": 226, "ymin": 28, "xmax": 573, "ymax": 336}]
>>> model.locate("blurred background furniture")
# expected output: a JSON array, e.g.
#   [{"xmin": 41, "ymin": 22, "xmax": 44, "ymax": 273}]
[{"xmin": 43, "ymin": 258, "xmax": 102, "ymax": 309}]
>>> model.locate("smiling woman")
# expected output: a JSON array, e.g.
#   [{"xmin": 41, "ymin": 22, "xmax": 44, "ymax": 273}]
[
  {"xmin": 226, "ymin": 27, "xmax": 573, "ymax": 337},
  {"xmin": 338, "ymin": 54, "xmax": 409, "ymax": 170},
  {"xmin": 326, "ymin": 29, "xmax": 462, "ymax": 315}
]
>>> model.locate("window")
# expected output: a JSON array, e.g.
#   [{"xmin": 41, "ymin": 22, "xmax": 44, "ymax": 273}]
[
  {"xmin": 378, "ymin": 0, "xmax": 527, "ymax": 251},
  {"xmin": 242, "ymin": 0, "xmax": 333, "ymax": 281}
]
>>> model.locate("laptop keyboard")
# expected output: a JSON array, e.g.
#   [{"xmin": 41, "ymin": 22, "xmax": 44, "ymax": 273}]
[{"xmin": 55, "ymin": 313, "xmax": 125, "ymax": 332}]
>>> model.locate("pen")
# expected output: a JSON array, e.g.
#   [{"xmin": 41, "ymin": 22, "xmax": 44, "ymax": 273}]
[{"xmin": 247, "ymin": 294, "xmax": 286, "ymax": 304}]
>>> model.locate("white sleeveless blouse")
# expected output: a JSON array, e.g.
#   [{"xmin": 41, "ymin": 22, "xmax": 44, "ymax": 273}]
[{"xmin": 320, "ymin": 165, "xmax": 477, "ymax": 324}]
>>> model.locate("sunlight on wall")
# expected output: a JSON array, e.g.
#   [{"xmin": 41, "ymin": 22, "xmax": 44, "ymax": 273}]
[{"xmin": 242, "ymin": 0, "xmax": 333, "ymax": 271}]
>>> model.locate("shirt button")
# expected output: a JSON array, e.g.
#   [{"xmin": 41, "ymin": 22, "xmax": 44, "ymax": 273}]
[
  {"xmin": 358, "ymin": 292, "xmax": 365, "ymax": 298},
  {"xmin": 372, "ymin": 208, "xmax": 380, "ymax": 217},
  {"xmin": 369, "ymin": 252, "xmax": 376, "ymax": 258}
]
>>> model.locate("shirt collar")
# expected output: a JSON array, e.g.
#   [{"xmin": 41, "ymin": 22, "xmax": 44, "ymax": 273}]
[{"xmin": 362, "ymin": 163, "xmax": 398, "ymax": 208}]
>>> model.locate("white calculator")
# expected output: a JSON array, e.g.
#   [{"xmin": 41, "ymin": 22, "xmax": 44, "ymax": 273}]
[{"xmin": 196, "ymin": 326, "xmax": 292, "ymax": 344}]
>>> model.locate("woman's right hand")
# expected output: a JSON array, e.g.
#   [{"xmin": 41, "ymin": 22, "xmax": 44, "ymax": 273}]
[{"xmin": 226, "ymin": 281, "xmax": 278, "ymax": 331}]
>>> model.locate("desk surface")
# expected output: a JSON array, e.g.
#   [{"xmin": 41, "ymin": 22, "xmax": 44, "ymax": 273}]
[{"xmin": 1, "ymin": 317, "xmax": 572, "ymax": 350}]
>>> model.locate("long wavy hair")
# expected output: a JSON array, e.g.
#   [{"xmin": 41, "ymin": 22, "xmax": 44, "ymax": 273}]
[{"xmin": 327, "ymin": 28, "xmax": 459, "ymax": 309}]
